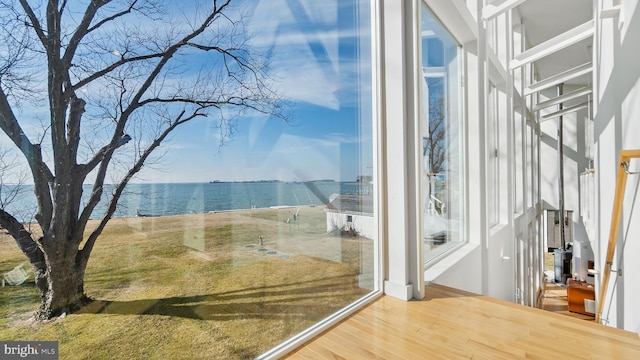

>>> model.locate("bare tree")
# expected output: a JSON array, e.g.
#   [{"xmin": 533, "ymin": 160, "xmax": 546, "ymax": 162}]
[
  {"xmin": 0, "ymin": 0, "xmax": 285, "ymax": 320},
  {"xmin": 423, "ymin": 78, "xmax": 446, "ymax": 176}
]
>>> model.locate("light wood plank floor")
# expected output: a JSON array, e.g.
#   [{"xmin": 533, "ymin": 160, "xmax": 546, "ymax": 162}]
[
  {"xmin": 284, "ymin": 283, "xmax": 640, "ymax": 359},
  {"xmin": 538, "ymin": 279, "xmax": 595, "ymax": 321}
]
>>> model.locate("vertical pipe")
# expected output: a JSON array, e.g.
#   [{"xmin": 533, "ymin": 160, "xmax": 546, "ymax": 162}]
[{"xmin": 557, "ymin": 83, "xmax": 565, "ymax": 250}]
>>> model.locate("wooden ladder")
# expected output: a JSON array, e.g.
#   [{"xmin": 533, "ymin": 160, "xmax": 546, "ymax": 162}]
[{"xmin": 596, "ymin": 149, "xmax": 640, "ymax": 324}]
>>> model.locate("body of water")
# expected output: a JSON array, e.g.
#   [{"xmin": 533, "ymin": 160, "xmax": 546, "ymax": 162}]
[{"xmin": 3, "ymin": 181, "xmax": 372, "ymax": 222}]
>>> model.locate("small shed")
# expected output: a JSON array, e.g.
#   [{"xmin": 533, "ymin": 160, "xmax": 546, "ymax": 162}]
[{"xmin": 326, "ymin": 193, "xmax": 374, "ymax": 239}]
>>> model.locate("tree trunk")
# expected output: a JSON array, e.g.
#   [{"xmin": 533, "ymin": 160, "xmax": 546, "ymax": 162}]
[{"xmin": 35, "ymin": 252, "xmax": 90, "ymax": 320}]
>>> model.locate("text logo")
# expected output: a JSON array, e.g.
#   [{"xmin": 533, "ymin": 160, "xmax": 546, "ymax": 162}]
[{"xmin": 1, "ymin": 341, "xmax": 58, "ymax": 359}]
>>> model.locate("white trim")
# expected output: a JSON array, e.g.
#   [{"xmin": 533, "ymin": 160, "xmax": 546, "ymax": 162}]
[
  {"xmin": 533, "ymin": 86, "xmax": 592, "ymax": 111},
  {"xmin": 372, "ymin": 0, "xmax": 385, "ymax": 313},
  {"xmin": 257, "ymin": 291, "xmax": 383, "ymax": 359},
  {"xmin": 423, "ymin": 66, "xmax": 447, "ymax": 78},
  {"xmin": 481, "ymin": 0, "xmax": 528, "ymax": 21},
  {"xmin": 412, "ymin": 0, "xmax": 425, "ymax": 300},
  {"xmin": 600, "ymin": 5, "xmax": 621, "ymax": 19},
  {"xmin": 425, "ymin": 243, "xmax": 479, "ymax": 282},
  {"xmin": 419, "ymin": 1, "xmax": 468, "ymax": 282},
  {"xmin": 510, "ymin": 20, "xmax": 594, "ymax": 70},
  {"xmin": 258, "ymin": 1, "xmax": 384, "ymax": 358},
  {"xmin": 383, "ymin": 0, "xmax": 425, "ymax": 301},
  {"xmin": 384, "ymin": 281, "xmax": 414, "ymax": 300},
  {"xmin": 423, "ymin": 0, "xmax": 478, "ymax": 44},
  {"xmin": 488, "ymin": 49, "xmax": 509, "ymax": 86},
  {"xmin": 525, "ymin": 62, "xmax": 592, "ymax": 95},
  {"xmin": 539, "ymin": 102, "xmax": 589, "ymax": 122}
]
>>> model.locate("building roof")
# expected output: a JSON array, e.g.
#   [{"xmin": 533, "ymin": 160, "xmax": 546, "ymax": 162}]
[{"xmin": 327, "ymin": 193, "xmax": 374, "ymax": 215}]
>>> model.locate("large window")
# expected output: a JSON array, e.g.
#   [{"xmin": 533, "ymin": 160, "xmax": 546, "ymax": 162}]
[
  {"xmin": 420, "ymin": 3, "xmax": 464, "ymax": 264},
  {"xmin": 0, "ymin": 1, "xmax": 377, "ymax": 359}
]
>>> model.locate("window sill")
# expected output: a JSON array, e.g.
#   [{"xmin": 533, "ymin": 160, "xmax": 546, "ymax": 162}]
[
  {"xmin": 489, "ymin": 222, "xmax": 509, "ymax": 236},
  {"xmin": 424, "ymin": 242, "xmax": 480, "ymax": 282}
]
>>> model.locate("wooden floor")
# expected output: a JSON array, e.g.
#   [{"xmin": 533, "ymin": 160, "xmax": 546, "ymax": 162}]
[
  {"xmin": 283, "ymin": 283, "xmax": 640, "ymax": 359},
  {"xmin": 538, "ymin": 279, "xmax": 595, "ymax": 321}
]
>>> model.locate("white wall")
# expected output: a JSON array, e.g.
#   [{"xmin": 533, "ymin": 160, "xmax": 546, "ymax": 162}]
[
  {"xmin": 593, "ymin": 0, "xmax": 640, "ymax": 334},
  {"xmin": 488, "ymin": 225, "xmax": 516, "ymax": 300},
  {"xmin": 423, "ymin": 1, "xmax": 640, "ymax": 334},
  {"xmin": 426, "ymin": 0, "xmax": 520, "ymax": 303},
  {"xmin": 325, "ymin": 211, "xmax": 376, "ymax": 240},
  {"xmin": 430, "ymin": 246, "xmax": 483, "ymax": 294}
]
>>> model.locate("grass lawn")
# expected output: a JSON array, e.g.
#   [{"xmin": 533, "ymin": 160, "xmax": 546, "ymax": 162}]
[
  {"xmin": 0, "ymin": 206, "xmax": 374, "ymax": 359},
  {"xmin": 545, "ymin": 251, "xmax": 554, "ymax": 273}
]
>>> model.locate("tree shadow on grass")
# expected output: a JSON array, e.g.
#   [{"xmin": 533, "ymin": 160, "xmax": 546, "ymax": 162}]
[{"xmin": 79, "ymin": 274, "xmax": 368, "ymax": 321}]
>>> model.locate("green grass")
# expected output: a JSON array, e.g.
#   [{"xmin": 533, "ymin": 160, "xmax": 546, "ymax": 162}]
[
  {"xmin": 0, "ymin": 206, "xmax": 373, "ymax": 359},
  {"xmin": 544, "ymin": 251, "xmax": 554, "ymax": 273}
]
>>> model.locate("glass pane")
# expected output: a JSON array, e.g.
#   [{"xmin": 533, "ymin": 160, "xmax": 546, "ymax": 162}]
[
  {"xmin": 421, "ymin": 3, "xmax": 464, "ymax": 263},
  {"xmin": 0, "ymin": 1, "xmax": 376, "ymax": 358},
  {"xmin": 488, "ymin": 83, "xmax": 499, "ymax": 226}
]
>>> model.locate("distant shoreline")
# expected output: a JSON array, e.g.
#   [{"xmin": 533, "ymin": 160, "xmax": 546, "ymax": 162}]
[
  {"xmin": 131, "ymin": 204, "xmax": 314, "ymax": 218},
  {"xmin": 7, "ymin": 179, "xmax": 364, "ymax": 186},
  {"xmin": 9, "ymin": 181, "xmax": 368, "ymax": 223}
]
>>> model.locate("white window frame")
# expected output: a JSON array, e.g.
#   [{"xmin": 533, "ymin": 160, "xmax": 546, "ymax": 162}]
[
  {"xmin": 258, "ymin": 0, "xmax": 384, "ymax": 357},
  {"xmin": 419, "ymin": 1, "xmax": 468, "ymax": 271},
  {"xmin": 419, "ymin": 0, "xmax": 481, "ymax": 285}
]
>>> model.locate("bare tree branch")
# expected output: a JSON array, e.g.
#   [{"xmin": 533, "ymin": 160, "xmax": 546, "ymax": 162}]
[
  {"xmin": 0, "ymin": 89, "xmax": 54, "ymax": 227},
  {"xmin": 71, "ymin": 52, "xmax": 165, "ymax": 91},
  {"xmin": 0, "ymin": 0, "xmax": 286, "ymax": 319},
  {"xmin": 79, "ymin": 109, "xmax": 199, "ymax": 258},
  {"xmin": 17, "ymin": 0, "xmax": 48, "ymax": 50},
  {"xmin": 82, "ymin": 3, "xmax": 237, "ymax": 192},
  {"xmin": 0, "ymin": 209, "xmax": 44, "ymax": 265},
  {"xmin": 85, "ymin": 0, "xmax": 138, "ymax": 34},
  {"xmin": 61, "ymin": 0, "xmax": 110, "ymax": 74}
]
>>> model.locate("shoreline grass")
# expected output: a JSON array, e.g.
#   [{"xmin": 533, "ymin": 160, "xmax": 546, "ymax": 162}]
[{"xmin": 0, "ymin": 206, "xmax": 374, "ymax": 359}]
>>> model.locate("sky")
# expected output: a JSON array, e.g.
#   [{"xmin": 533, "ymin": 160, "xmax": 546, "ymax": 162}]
[{"xmin": 0, "ymin": 0, "xmax": 373, "ymax": 184}]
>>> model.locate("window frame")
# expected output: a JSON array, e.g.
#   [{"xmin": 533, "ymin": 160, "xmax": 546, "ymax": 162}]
[
  {"xmin": 487, "ymin": 82, "xmax": 501, "ymax": 227},
  {"xmin": 419, "ymin": 1, "xmax": 467, "ymax": 269},
  {"xmin": 257, "ymin": 0, "xmax": 384, "ymax": 357}
]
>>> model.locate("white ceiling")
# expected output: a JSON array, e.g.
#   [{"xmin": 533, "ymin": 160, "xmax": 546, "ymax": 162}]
[{"xmin": 515, "ymin": 0, "xmax": 594, "ymax": 84}]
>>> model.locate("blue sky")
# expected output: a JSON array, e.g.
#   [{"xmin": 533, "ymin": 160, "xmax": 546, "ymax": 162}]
[
  {"xmin": 0, "ymin": 0, "xmax": 373, "ymax": 184},
  {"xmin": 132, "ymin": 0, "xmax": 373, "ymax": 183}
]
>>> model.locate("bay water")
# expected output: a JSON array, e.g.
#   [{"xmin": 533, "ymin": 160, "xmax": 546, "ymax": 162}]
[{"xmin": 4, "ymin": 181, "xmax": 369, "ymax": 222}]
